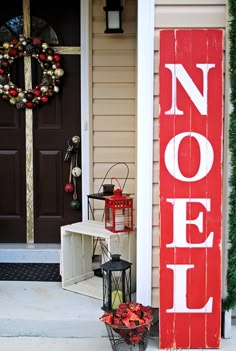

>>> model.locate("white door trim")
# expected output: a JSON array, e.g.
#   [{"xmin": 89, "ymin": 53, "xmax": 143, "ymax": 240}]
[
  {"xmin": 136, "ymin": 0, "xmax": 155, "ymax": 305},
  {"xmin": 81, "ymin": 0, "xmax": 91, "ymax": 220}
]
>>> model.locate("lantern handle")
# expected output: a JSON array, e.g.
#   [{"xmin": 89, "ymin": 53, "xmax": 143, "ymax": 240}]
[
  {"xmin": 111, "ymin": 177, "xmax": 122, "ymax": 190},
  {"xmin": 97, "ymin": 162, "xmax": 129, "ymax": 193}
]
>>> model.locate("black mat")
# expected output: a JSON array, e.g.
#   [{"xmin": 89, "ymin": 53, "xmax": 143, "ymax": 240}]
[{"xmin": 0, "ymin": 263, "xmax": 61, "ymax": 282}]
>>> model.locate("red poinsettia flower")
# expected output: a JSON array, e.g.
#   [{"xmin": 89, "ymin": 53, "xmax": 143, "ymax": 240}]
[
  {"xmin": 100, "ymin": 312, "xmax": 113, "ymax": 325},
  {"xmin": 100, "ymin": 302, "xmax": 153, "ymax": 345}
]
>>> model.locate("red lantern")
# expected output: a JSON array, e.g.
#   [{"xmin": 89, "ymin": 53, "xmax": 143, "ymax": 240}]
[{"xmin": 104, "ymin": 189, "xmax": 133, "ymax": 233}]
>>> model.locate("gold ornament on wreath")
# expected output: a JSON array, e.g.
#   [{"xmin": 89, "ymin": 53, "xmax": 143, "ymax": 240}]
[{"xmin": 0, "ymin": 36, "xmax": 64, "ymax": 109}]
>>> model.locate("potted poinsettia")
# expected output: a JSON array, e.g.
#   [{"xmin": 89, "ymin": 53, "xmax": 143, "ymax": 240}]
[{"xmin": 100, "ymin": 302, "xmax": 153, "ymax": 349}]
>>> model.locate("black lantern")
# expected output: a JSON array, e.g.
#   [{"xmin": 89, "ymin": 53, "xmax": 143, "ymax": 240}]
[
  {"xmin": 103, "ymin": 0, "xmax": 124, "ymax": 34},
  {"xmin": 101, "ymin": 254, "xmax": 132, "ymax": 311}
]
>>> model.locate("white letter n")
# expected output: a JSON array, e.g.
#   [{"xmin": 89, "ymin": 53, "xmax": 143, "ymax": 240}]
[{"xmin": 165, "ymin": 64, "xmax": 215, "ymax": 115}]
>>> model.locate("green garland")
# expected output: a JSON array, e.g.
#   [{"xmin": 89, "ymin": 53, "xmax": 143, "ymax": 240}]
[{"xmin": 222, "ymin": 0, "xmax": 236, "ymax": 311}]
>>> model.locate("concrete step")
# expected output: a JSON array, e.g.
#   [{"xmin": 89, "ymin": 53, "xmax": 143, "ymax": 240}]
[
  {"xmin": 0, "ymin": 281, "xmax": 106, "ymax": 338},
  {"xmin": 0, "ymin": 244, "xmax": 108, "ymax": 338},
  {"xmin": 0, "ymin": 244, "xmax": 60, "ymax": 263},
  {"xmin": 0, "ymin": 337, "xmax": 160, "ymax": 351}
]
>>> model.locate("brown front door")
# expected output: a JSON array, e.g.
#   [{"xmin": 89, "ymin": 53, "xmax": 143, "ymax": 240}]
[{"xmin": 0, "ymin": 0, "xmax": 81, "ymax": 243}]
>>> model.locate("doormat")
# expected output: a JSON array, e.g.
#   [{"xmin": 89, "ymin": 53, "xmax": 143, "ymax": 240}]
[{"xmin": 0, "ymin": 263, "xmax": 61, "ymax": 282}]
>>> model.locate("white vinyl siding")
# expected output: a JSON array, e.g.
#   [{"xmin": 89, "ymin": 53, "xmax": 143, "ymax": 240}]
[{"xmin": 91, "ymin": 0, "xmax": 137, "ymax": 220}]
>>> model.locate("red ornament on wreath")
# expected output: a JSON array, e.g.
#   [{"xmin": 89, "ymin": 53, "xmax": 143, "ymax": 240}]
[{"xmin": 0, "ymin": 36, "xmax": 64, "ymax": 109}]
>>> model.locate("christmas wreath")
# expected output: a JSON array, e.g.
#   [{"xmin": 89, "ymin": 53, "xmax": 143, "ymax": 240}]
[{"xmin": 0, "ymin": 36, "xmax": 64, "ymax": 109}]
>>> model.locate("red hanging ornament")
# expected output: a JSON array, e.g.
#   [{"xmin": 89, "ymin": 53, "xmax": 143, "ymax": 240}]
[{"xmin": 64, "ymin": 183, "xmax": 74, "ymax": 193}]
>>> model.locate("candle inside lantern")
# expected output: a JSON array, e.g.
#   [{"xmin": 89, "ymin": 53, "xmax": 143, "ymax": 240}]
[
  {"xmin": 115, "ymin": 213, "xmax": 125, "ymax": 231},
  {"xmin": 112, "ymin": 289, "xmax": 123, "ymax": 309}
]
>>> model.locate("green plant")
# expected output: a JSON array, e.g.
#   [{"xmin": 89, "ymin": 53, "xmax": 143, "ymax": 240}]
[{"xmin": 223, "ymin": 0, "xmax": 236, "ymax": 311}]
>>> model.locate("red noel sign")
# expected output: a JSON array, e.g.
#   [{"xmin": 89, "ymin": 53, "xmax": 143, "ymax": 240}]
[{"xmin": 159, "ymin": 29, "xmax": 223, "ymax": 349}]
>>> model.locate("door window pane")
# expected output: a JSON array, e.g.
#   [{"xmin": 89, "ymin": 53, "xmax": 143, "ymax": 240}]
[{"xmin": 0, "ymin": 16, "xmax": 59, "ymax": 45}]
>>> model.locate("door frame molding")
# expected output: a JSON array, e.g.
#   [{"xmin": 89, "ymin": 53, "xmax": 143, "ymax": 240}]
[{"xmin": 81, "ymin": 0, "xmax": 91, "ymax": 220}]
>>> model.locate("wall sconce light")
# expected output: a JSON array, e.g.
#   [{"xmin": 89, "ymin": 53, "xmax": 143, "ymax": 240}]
[{"xmin": 104, "ymin": 0, "xmax": 124, "ymax": 34}]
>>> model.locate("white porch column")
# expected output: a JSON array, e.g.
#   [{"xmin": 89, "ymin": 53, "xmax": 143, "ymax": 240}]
[{"xmin": 136, "ymin": 0, "xmax": 155, "ymax": 305}]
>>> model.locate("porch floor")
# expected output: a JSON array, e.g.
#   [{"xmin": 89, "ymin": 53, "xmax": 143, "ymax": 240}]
[
  {"xmin": 0, "ymin": 244, "xmax": 235, "ymax": 350},
  {"xmin": 0, "ymin": 280, "xmax": 235, "ymax": 350}
]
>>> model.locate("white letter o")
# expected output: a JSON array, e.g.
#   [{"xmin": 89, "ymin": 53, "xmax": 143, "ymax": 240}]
[{"xmin": 164, "ymin": 132, "xmax": 214, "ymax": 182}]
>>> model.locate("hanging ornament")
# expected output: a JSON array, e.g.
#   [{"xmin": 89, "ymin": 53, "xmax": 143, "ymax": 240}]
[
  {"xmin": 70, "ymin": 199, "xmax": 81, "ymax": 210},
  {"xmin": 64, "ymin": 158, "xmax": 74, "ymax": 193},
  {"xmin": 0, "ymin": 36, "xmax": 64, "ymax": 109},
  {"xmin": 71, "ymin": 166, "xmax": 82, "ymax": 178},
  {"xmin": 64, "ymin": 183, "xmax": 74, "ymax": 193},
  {"xmin": 72, "ymin": 135, "xmax": 80, "ymax": 145},
  {"xmin": 64, "ymin": 141, "xmax": 81, "ymax": 210}
]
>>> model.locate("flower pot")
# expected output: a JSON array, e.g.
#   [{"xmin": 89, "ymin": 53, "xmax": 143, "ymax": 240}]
[{"xmin": 105, "ymin": 322, "xmax": 150, "ymax": 351}]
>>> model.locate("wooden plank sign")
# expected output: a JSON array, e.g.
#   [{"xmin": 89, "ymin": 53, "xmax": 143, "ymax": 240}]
[{"xmin": 159, "ymin": 29, "xmax": 223, "ymax": 349}]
